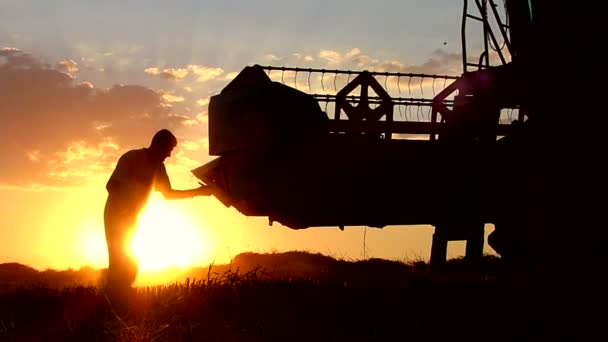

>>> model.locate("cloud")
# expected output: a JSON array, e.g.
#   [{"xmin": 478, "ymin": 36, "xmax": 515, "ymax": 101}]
[
  {"xmin": 25, "ymin": 150, "xmax": 41, "ymax": 162},
  {"xmin": 162, "ymin": 93, "xmax": 185, "ymax": 103},
  {"xmin": 180, "ymin": 140, "xmax": 202, "ymax": 152},
  {"xmin": 74, "ymin": 43, "xmax": 144, "ymax": 73},
  {"xmin": 306, "ymin": 47, "xmax": 462, "ymax": 76},
  {"xmin": 224, "ymin": 72, "xmax": 239, "ymax": 80},
  {"xmin": 56, "ymin": 59, "xmax": 79, "ymax": 75},
  {"xmin": 403, "ymin": 49, "xmax": 462, "ymax": 75},
  {"xmin": 0, "ymin": 48, "xmax": 196, "ymax": 187},
  {"xmin": 345, "ymin": 48, "xmax": 361, "ymax": 59},
  {"xmin": 188, "ymin": 65, "xmax": 224, "ymax": 82},
  {"xmin": 292, "ymin": 53, "xmax": 314, "ymax": 63},
  {"xmin": 144, "ymin": 67, "xmax": 160, "ymax": 75},
  {"xmin": 348, "ymin": 49, "xmax": 461, "ymax": 76},
  {"xmin": 1, "ymin": 47, "xmax": 20, "ymax": 52},
  {"xmin": 0, "ymin": 47, "xmax": 40, "ymax": 68},
  {"xmin": 170, "ymin": 114, "xmax": 198, "ymax": 127},
  {"xmin": 196, "ymin": 98, "xmax": 210, "ymax": 107},
  {"xmin": 145, "ymin": 67, "xmax": 190, "ymax": 80},
  {"xmin": 146, "ymin": 64, "xmax": 224, "ymax": 83},
  {"xmin": 263, "ymin": 54, "xmax": 282, "ymax": 62},
  {"xmin": 47, "ymin": 139, "xmax": 121, "ymax": 184},
  {"xmin": 270, "ymin": 52, "xmax": 316, "ymax": 66},
  {"xmin": 318, "ymin": 50, "xmax": 342, "ymax": 65},
  {"xmin": 376, "ymin": 60, "xmax": 404, "ymax": 73},
  {"xmin": 160, "ymin": 68, "xmax": 189, "ymax": 80},
  {"xmin": 80, "ymin": 81, "xmax": 94, "ymax": 89},
  {"xmin": 172, "ymin": 138, "xmax": 210, "ymax": 168},
  {"xmin": 196, "ymin": 111, "xmax": 208, "ymax": 123}
]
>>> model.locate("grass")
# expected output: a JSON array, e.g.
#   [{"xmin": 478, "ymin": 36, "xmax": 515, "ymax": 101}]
[{"xmin": 1, "ymin": 252, "xmax": 606, "ymax": 341}]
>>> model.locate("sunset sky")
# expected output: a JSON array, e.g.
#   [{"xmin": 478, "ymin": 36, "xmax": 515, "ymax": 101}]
[{"xmin": 0, "ymin": 0, "xmax": 500, "ymax": 272}]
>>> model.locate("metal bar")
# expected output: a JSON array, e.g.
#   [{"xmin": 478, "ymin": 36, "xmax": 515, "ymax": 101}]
[
  {"xmin": 489, "ymin": 0, "xmax": 513, "ymax": 56},
  {"xmin": 466, "ymin": 14, "xmax": 484, "ymax": 21},
  {"xmin": 259, "ymin": 65, "xmax": 459, "ymax": 80},
  {"xmin": 311, "ymin": 94, "xmax": 455, "ymax": 106},
  {"xmin": 486, "ymin": 24, "xmax": 508, "ymax": 64},
  {"xmin": 478, "ymin": 51, "xmax": 488, "ymax": 69},
  {"xmin": 462, "ymin": 0, "xmax": 469, "ymax": 72},
  {"xmin": 324, "ymin": 120, "xmax": 512, "ymax": 136},
  {"xmin": 477, "ymin": 0, "xmax": 490, "ymax": 68},
  {"xmin": 475, "ymin": 0, "xmax": 507, "ymax": 65}
]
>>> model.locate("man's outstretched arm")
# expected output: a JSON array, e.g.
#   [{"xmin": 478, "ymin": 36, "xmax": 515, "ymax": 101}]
[
  {"xmin": 158, "ymin": 183, "xmax": 212, "ymax": 200},
  {"xmin": 155, "ymin": 164, "xmax": 212, "ymax": 200}
]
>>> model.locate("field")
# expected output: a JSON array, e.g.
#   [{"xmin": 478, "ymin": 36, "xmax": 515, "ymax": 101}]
[{"xmin": 1, "ymin": 251, "xmax": 606, "ymax": 341}]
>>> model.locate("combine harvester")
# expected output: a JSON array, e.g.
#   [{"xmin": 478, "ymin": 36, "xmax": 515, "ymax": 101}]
[{"xmin": 193, "ymin": 1, "xmax": 606, "ymax": 269}]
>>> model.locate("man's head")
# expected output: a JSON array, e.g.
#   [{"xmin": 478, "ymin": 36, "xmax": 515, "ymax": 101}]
[{"xmin": 149, "ymin": 129, "xmax": 177, "ymax": 161}]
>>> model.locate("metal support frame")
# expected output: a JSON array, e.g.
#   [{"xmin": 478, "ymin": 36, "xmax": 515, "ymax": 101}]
[
  {"xmin": 462, "ymin": 0, "xmax": 512, "ymax": 73},
  {"xmin": 430, "ymin": 224, "xmax": 485, "ymax": 268}
]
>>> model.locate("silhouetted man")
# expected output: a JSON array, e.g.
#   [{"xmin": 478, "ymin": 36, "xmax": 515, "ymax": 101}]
[{"xmin": 103, "ymin": 129, "xmax": 210, "ymax": 293}]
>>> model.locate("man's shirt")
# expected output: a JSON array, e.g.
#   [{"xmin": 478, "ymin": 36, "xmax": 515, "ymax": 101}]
[{"xmin": 105, "ymin": 148, "xmax": 170, "ymax": 216}]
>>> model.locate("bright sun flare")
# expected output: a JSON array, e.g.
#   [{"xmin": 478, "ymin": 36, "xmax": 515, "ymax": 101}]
[{"xmin": 130, "ymin": 195, "xmax": 208, "ymax": 272}]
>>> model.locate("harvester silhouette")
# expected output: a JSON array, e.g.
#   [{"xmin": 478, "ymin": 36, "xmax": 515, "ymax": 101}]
[{"xmin": 193, "ymin": 1, "xmax": 606, "ymax": 269}]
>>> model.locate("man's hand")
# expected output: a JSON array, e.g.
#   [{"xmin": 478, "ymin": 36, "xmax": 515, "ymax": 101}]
[{"xmin": 194, "ymin": 182, "xmax": 212, "ymax": 196}]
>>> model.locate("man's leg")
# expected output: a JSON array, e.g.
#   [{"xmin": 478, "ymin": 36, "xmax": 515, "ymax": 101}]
[
  {"xmin": 104, "ymin": 208, "xmax": 139, "ymax": 291},
  {"xmin": 106, "ymin": 236, "xmax": 135, "ymax": 290},
  {"xmin": 122, "ymin": 228, "xmax": 139, "ymax": 287}
]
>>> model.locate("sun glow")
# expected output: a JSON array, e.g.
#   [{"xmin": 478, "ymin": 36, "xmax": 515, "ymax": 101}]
[
  {"xmin": 131, "ymin": 194, "xmax": 209, "ymax": 272},
  {"xmin": 76, "ymin": 221, "xmax": 108, "ymax": 269}
]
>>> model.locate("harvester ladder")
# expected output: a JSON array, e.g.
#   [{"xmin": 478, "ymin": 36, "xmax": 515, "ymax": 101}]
[{"xmin": 462, "ymin": 0, "xmax": 512, "ymax": 72}]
